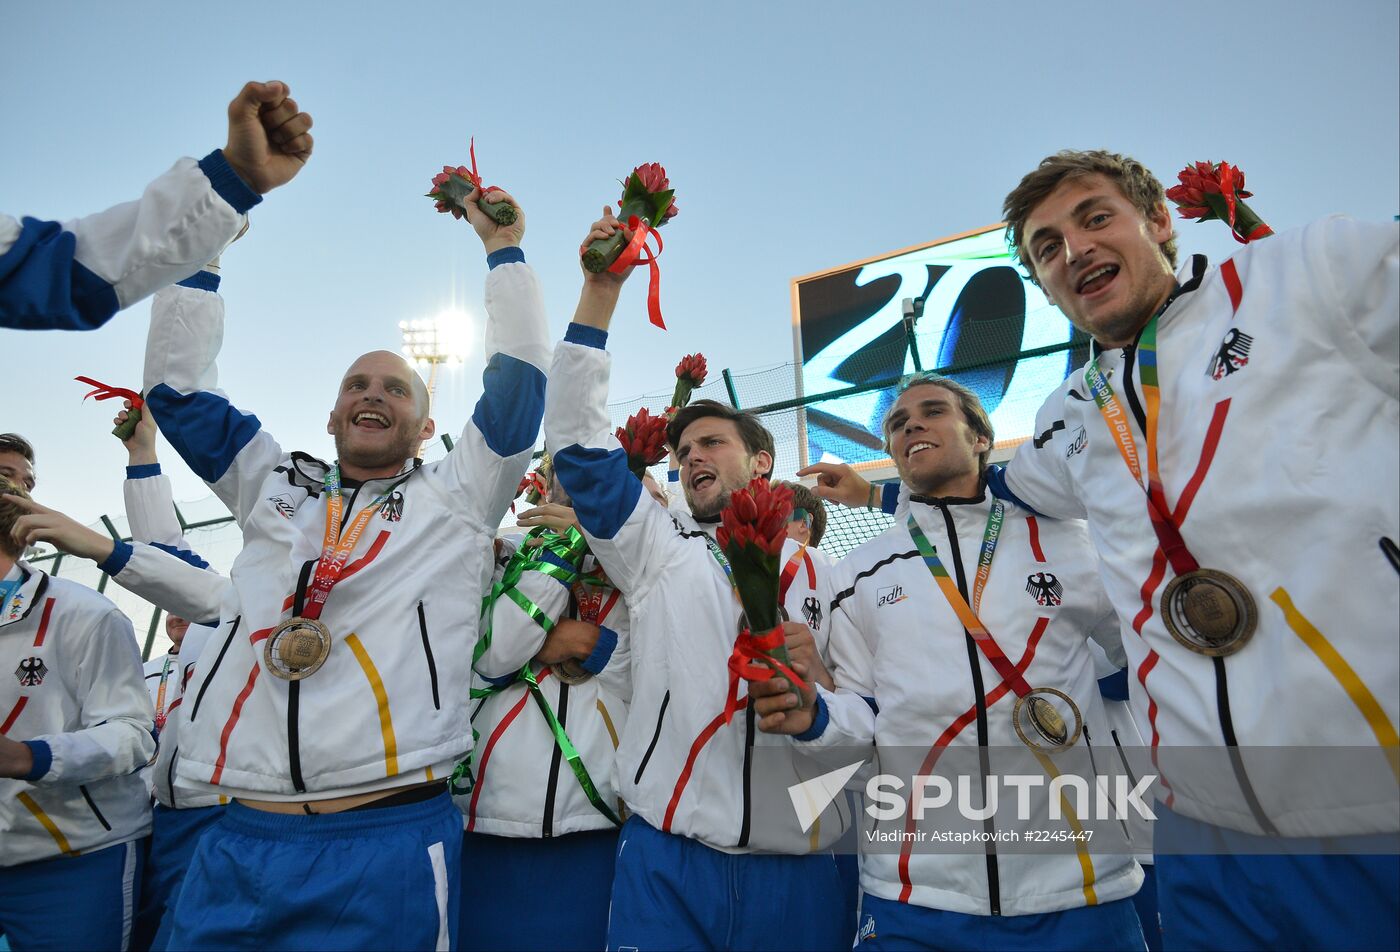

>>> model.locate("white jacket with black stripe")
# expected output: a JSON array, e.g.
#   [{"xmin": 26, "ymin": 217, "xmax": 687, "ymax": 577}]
[
  {"xmin": 135, "ymin": 253, "xmax": 550, "ymax": 802},
  {"xmin": 545, "ymin": 324, "xmax": 848, "ymax": 854},
  {"xmin": 797, "ymin": 493, "xmax": 1141, "ymax": 916},
  {"xmin": 0, "ymin": 564, "xmax": 155, "ymax": 866}
]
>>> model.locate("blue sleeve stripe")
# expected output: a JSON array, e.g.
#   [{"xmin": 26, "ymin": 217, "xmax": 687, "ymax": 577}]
[
  {"xmin": 861, "ymin": 695, "xmax": 880, "ymax": 715},
  {"xmin": 480, "ymin": 670, "xmax": 518, "ymax": 687},
  {"xmin": 125, "ymin": 464, "xmax": 162, "ymax": 479},
  {"xmin": 552, "ymin": 445, "xmax": 642, "ymax": 542},
  {"xmin": 98, "ymin": 540, "xmax": 134, "ymax": 576},
  {"xmin": 537, "ymin": 549, "xmax": 575, "ymax": 586},
  {"xmin": 0, "ymin": 218, "xmax": 120, "ymax": 331},
  {"xmin": 880, "ymin": 482, "xmax": 899, "ymax": 515},
  {"xmin": 21, "ymin": 740, "xmax": 52, "ymax": 781},
  {"xmin": 581, "ymin": 624, "xmax": 618, "ymax": 675},
  {"xmin": 793, "ymin": 694, "xmax": 830, "ymax": 741},
  {"xmin": 471, "ymin": 353, "xmax": 545, "ymax": 458},
  {"xmin": 145, "ymin": 383, "xmax": 262, "ymax": 483},
  {"xmin": 564, "ymin": 322, "xmax": 608, "ymax": 349},
  {"xmin": 1098, "ymin": 668, "xmax": 1131, "ymax": 702},
  {"xmin": 151, "ymin": 542, "xmax": 210, "ymax": 571},
  {"xmin": 984, "ymin": 464, "xmax": 1042, "ymax": 516},
  {"xmin": 197, "ymin": 150, "xmax": 261, "ymax": 215},
  {"xmin": 486, "ymin": 247, "xmax": 525, "ymax": 269},
  {"xmin": 176, "ymin": 270, "xmax": 220, "ymax": 292}
]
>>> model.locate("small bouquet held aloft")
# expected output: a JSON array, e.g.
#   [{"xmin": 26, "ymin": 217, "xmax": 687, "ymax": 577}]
[
  {"xmin": 717, "ymin": 478, "xmax": 806, "ymax": 718},
  {"xmin": 669, "ymin": 353, "xmax": 708, "ymax": 413},
  {"xmin": 1165, "ymin": 161, "xmax": 1273, "ymax": 244},
  {"xmin": 582, "ymin": 163, "xmax": 679, "ymax": 329},
  {"xmin": 76, "ymin": 376, "xmax": 144, "ymax": 440},
  {"xmin": 427, "ymin": 138, "xmax": 517, "ymax": 226},
  {"xmin": 616, "ymin": 408, "xmax": 668, "ymax": 479},
  {"xmin": 511, "ymin": 455, "xmax": 551, "ymax": 513}
]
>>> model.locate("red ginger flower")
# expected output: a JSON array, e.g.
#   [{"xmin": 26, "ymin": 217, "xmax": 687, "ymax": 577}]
[
  {"xmin": 1165, "ymin": 160, "xmax": 1272, "ymax": 243},
  {"xmin": 717, "ymin": 478, "xmax": 794, "ymax": 560},
  {"xmin": 670, "ymin": 353, "xmax": 708, "ymax": 409},
  {"xmin": 616, "ymin": 408, "xmax": 668, "ymax": 477},
  {"xmin": 623, "ymin": 162, "xmax": 679, "ymax": 221}
]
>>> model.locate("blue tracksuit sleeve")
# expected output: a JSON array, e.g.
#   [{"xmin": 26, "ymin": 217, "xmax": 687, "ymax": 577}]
[
  {"xmin": 141, "ymin": 273, "xmax": 284, "ymax": 525},
  {"xmin": 0, "ymin": 152, "xmax": 256, "ymax": 331},
  {"xmin": 435, "ymin": 255, "xmax": 551, "ymax": 531}
]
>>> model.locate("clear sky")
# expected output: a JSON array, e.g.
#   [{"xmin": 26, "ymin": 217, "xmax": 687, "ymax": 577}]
[{"xmin": 3, "ymin": 0, "xmax": 1397, "ymax": 524}]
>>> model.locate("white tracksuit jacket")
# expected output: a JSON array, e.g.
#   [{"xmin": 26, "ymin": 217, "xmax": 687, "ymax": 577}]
[
  {"xmin": 462, "ymin": 546, "xmax": 631, "ymax": 838},
  {"xmin": 0, "ymin": 564, "xmax": 155, "ymax": 866},
  {"xmin": 137, "ymin": 256, "xmax": 549, "ymax": 801},
  {"xmin": 546, "ymin": 326, "xmax": 848, "ymax": 854},
  {"xmin": 999, "ymin": 218, "xmax": 1400, "ymax": 838},
  {"xmin": 1, "ymin": 150, "xmax": 256, "ymax": 331},
  {"xmin": 796, "ymin": 492, "xmax": 1141, "ymax": 916},
  {"xmin": 126, "ymin": 465, "xmax": 228, "ymax": 810}
]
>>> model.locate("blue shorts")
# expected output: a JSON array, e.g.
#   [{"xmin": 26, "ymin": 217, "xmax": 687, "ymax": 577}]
[
  {"xmin": 855, "ymin": 891, "xmax": 1144, "ymax": 951},
  {"xmin": 606, "ymin": 815, "xmax": 849, "ymax": 951},
  {"xmin": 459, "ymin": 827, "xmax": 618, "ymax": 951},
  {"xmin": 132, "ymin": 803, "xmax": 225, "ymax": 951},
  {"xmin": 169, "ymin": 790, "xmax": 461, "ymax": 951},
  {"xmin": 0, "ymin": 839, "xmax": 143, "ymax": 951},
  {"xmin": 1154, "ymin": 807, "xmax": 1400, "ymax": 951}
]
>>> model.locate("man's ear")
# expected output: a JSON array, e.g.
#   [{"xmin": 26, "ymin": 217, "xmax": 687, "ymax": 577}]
[
  {"xmin": 326, "ymin": 412, "xmax": 335, "ymax": 435},
  {"xmin": 751, "ymin": 450, "xmax": 774, "ymax": 480},
  {"xmin": 419, "ymin": 416, "xmax": 437, "ymax": 441},
  {"xmin": 1146, "ymin": 201, "xmax": 1174, "ymax": 247}
]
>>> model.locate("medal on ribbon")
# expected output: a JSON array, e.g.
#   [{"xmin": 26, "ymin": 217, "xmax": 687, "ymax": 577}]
[
  {"xmin": 1085, "ymin": 317, "xmax": 1256, "ymax": 656},
  {"xmin": 265, "ymin": 465, "xmax": 395, "ymax": 681},
  {"xmin": 907, "ymin": 502, "xmax": 1084, "ymax": 754}
]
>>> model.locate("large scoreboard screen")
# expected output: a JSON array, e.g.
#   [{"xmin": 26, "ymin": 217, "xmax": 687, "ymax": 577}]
[{"xmin": 791, "ymin": 224, "xmax": 1088, "ymax": 469}]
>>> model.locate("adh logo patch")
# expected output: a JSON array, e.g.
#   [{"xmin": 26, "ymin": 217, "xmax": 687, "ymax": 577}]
[
  {"xmin": 876, "ymin": 584, "xmax": 908, "ymax": 608},
  {"xmin": 1065, "ymin": 425, "xmax": 1088, "ymax": 460},
  {"xmin": 380, "ymin": 491, "xmax": 405, "ymax": 522},
  {"xmin": 268, "ymin": 494, "xmax": 297, "ymax": 520},
  {"xmin": 802, "ymin": 596, "xmax": 823, "ymax": 631},
  {"xmin": 15, "ymin": 656, "xmax": 47, "ymax": 687},
  {"xmin": 1210, "ymin": 328, "xmax": 1253, "ymax": 380},
  {"xmin": 1025, "ymin": 572, "xmax": 1064, "ymax": 607}
]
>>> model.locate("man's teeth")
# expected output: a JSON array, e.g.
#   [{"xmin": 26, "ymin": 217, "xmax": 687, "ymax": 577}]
[
  {"xmin": 1078, "ymin": 265, "xmax": 1118, "ymax": 293},
  {"xmin": 354, "ymin": 412, "xmax": 389, "ymax": 428},
  {"xmin": 907, "ymin": 442, "xmax": 933, "ymax": 457},
  {"xmin": 693, "ymin": 473, "xmax": 715, "ymax": 489}
]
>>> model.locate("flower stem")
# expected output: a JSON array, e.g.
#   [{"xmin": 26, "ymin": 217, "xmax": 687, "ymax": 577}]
[{"xmin": 581, "ymin": 199, "xmax": 652, "ymax": 273}]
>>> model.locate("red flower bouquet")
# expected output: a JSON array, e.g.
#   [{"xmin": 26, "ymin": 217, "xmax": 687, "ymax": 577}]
[
  {"xmin": 581, "ymin": 163, "xmax": 678, "ymax": 273},
  {"xmin": 670, "ymin": 353, "xmax": 708, "ymax": 411},
  {"xmin": 76, "ymin": 376, "xmax": 144, "ymax": 440},
  {"xmin": 1165, "ymin": 161, "xmax": 1273, "ymax": 244},
  {"xmin": 717, "ymin": 478, "xmax": 807, "ymax": 711},
  {"xmin": 426, "ymin": 138, "xmax": 517, "ymax": 226},
  {"xmin": 616, "ymin": 408, "xmax": 668, "ymax": 478}
]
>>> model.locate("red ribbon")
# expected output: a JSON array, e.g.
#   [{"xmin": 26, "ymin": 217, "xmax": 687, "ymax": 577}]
[
  {"xmin": 608, "ymin": 215, "xmax": 666, "ymax": 330},
  {"xmin": 464, "ymin": 137, "xmax": 502, "ymax": 200},
  {"xmin": 721, "ymin": 624, "xmax": 809, "ymax": 726},
  {"xmin": 75, "ymin": 376, "xmax": 142, "ymax": 409}
]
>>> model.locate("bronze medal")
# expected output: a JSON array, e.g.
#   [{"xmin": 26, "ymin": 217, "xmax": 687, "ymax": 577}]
[
  {"xmin": 1012, "ymin": 687, "xmax": 1083, "ymax": 753},
  {"xmin": 264, "ymin": 617, "xmax": 332, "ymax": 681},
  {"xmin": 550, "ymin": 659, "xmax": 593, "ymax": 685},
  {"xmin": 1160, "ymin": 568, "xmax": 1257, "ymax": 657}
]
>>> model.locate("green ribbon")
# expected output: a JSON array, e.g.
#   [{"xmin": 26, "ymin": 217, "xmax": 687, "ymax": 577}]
[{"xmin": 454, "ymin": 525, "xmax": 623, "ymax": 825}]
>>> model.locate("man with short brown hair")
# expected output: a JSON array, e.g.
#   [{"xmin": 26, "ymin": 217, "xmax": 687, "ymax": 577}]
[{"xmin": 992, "ymin": 149, "xmax": 1398, "ymax": 950}]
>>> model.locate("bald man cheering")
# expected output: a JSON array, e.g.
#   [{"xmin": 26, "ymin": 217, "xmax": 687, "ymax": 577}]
[{"xmin": 137, "ymin": 185, "xmax": 549, "ymax": 950}]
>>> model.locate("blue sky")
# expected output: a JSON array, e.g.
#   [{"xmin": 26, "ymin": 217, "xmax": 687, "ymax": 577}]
[{"xmin": 3, "ymin": 0, "xmax": 1397, "ymax": 523}]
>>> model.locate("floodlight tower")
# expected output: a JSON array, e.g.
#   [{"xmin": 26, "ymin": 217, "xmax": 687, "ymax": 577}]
[{"xmin": 398, "ymin": 310, "xmax": 471, "ymax": 414}]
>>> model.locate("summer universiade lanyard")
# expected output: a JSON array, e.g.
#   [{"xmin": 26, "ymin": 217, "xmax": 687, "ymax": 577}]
[
  {"xmin": 300, "ymin": 465, "xmax": 394, "ymax": 624},
  {"xmin": 459, "ymin": 526, "xmax": 622, "ymax": 826},
  {"xmin": 0, "ymin": 579, "xmax": 20, "ymax": 618},
  {"xmin": 905, "ymin": 501, "xmax": 1032, "ymax": 697},
  {"xmin": 778, "ymin": 543, "xmax": 809, "ymax": 601},
  {"xmin": 1083, "ymin": 314, "xmax": 1203, "ymax": 580},
  {"xmin": 153, "ymin": 651, "xmax": 177, "ymax": 734}
]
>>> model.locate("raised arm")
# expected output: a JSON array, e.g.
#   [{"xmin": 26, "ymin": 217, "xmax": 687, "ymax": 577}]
[{"xmin": 0, "ymin": 81, "xmax": 312, "ymax": 332}]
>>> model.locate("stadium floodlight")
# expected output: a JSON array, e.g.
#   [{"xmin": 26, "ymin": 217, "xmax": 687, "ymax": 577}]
[{"xmin": 398, "ymin": 309, "xmax": 472, "ymax": 411}]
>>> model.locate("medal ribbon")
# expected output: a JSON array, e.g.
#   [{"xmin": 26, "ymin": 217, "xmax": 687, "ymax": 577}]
[
  {"xmin": 607, "ymin": 216, "xmax": 667, "ymax": 329},
  {"xmin": 778, "ymin": 543, "xmax": 810, "ymax": 601},
  {"xmin": 1084, "ymin": 317, "xmax": 1203, "ymax": 578},
  {"xmin": 153, "ymin": 651, "xmax": 176, "ymax": 734},
  {"xmin": 468, "ymin": 526, "xmax": 621, "ymax": 825},
  {"xmin": 299, "ymin": 466, "xmax": 394, "ymax": 623},
  {"xmin": 906, "ymin": 501, "xmax": 1033, "ymax": 698}
]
